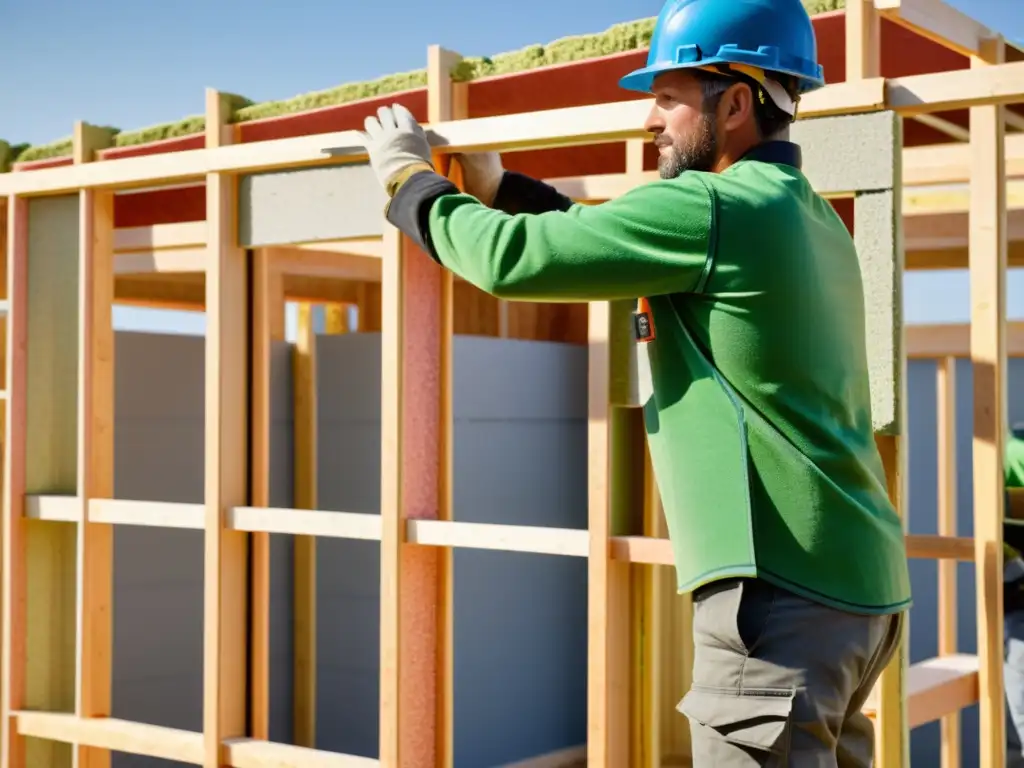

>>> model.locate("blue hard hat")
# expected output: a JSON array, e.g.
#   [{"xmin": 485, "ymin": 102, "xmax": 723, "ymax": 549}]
[{"xmin": 620, "ymin": 0, "xmax": 825, "ymax": 95}]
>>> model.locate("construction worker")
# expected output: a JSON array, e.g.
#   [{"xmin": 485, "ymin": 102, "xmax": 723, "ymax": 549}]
[
  {"xmin": 1004, "ymin": 427, "xmax": 1024, "ymax": 766},
  {"xmin": 357, "ymin": 0, "xmax": 911, "ymax": 763}
]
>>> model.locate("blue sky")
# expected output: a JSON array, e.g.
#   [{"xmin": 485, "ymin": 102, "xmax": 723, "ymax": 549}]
[{"xmin": 2, "ymin": 0, "xmax": 1021, "ymax": 337}]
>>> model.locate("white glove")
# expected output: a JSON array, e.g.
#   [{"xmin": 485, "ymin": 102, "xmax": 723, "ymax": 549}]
[
  {"xmin": 360, "ymin": 104, "xmax": 434, "ymax": 194},
  {"xmin": 455, "ymin": 152, "xmax": 505, "ymax": 206}
]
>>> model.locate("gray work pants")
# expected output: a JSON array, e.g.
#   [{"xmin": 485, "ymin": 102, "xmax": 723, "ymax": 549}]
[
  {"xmin": 1006, "ymin": 609, "xmax": 1024, "ymax": 767},
  {"xmin": 678, "ymin": 577, "xmax": 903, "ymax": 767}
]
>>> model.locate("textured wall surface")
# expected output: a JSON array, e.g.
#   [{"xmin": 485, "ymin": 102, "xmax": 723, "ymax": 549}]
[
  {"xmin": 238, "ymin": 163, "xmax": 388, "ymax": 246},
  {"xmin": 792, "ymin": 111, "xmax": 899, "ymax": 196},
  {"xmin": 799, "ymin": 110, "xmax": 902, "ymax": 433},
  {"xmin": 855, "ymin": 189, "xmax": 902, "ymax": 434}
]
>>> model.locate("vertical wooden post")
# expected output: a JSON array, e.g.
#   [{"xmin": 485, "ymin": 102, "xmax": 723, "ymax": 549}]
[
  {"xmin": 937, "ymin": 357, "xmax": 961, "ymax": 768},
  {"xmin": 249, "ymin": 248, "xmax": 283, "ymax": 743},
  {"xmin": 1, "ymin": 196, "xmax": 28, "ymax": 768},
  {"xmin": 292, "ymin": 301, "xmax": 317, "ymax": 748},
  {"xmin": 73, "ymin": 120, "xmax": 116, "ymax": 768},
  {"xmin": 970, "ymin": 34, "xmax": 1008, "ymax": 768},
  {"xmin": 587, "ymin": 300, "xmax": 633, "ymax": 768},
  {"xmin": 73, "ymin": 192, "xmax": 114, "ymax": 768},
  {"xmin": 623, "ymin": 137, "xmax": 662, "ymax": 768},
  {"xmin": 324, "ymin": 303, "xmax": 349, "ymax": 334},
  {"xmin": 203, "ymin": 165, "xmax": 249, "ymax": 767},
  {"xmin": 844, "ymin": 0, "xmax": 880, "ymax": 80},
  {"xmin": 0, "ymin": 195, "xmax": 6, "ymax": 450},
  {"xmin": 379, "ymin": 226, "xmax": 446, "ymax": 768},
  {"xmin": 204, "ymin": 89, "xmax": 272, "ymax": 749},
  {"xmin": 378, "ymin": 44, "xmax": 463, "ymax": 759},
  {"xmin": 5, "ymin": 192, "xmax": 84, "ymax": 768},
  {"xmin": 845, "ymin": 5, "xmax": 909, "ymax": 766},
  {"xmin": 426, "ymin": 43, "xmax": 462, "ymax": 768},
  {"xmin": 873, "ymin": 429, "xmax": 910, "ymax": 768}
]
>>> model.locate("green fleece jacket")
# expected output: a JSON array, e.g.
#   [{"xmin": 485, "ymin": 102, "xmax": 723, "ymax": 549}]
[{"xmin": 385, "ymin": 141, "xmax": 911, "ymax": 614}]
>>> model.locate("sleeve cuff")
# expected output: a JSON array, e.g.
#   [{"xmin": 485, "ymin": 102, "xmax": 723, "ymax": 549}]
[
  {"xmin": 385, "ymin": 170, "xmax": 460, "ymax": 262},
  {"xmin": 491, "ymin": 171, "xmax": 575, "ymax": 214}
]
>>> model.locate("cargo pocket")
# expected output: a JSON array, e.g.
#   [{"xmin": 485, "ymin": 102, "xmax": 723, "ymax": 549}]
[{"xmin": 678, "ymin": 684, "xmax": 795, "ymax": 756}]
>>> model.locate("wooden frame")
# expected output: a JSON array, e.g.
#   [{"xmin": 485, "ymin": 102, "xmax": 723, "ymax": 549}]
[{"xmin": 0, "ymin": 0, "xmax": 1019, "ymax": 765}]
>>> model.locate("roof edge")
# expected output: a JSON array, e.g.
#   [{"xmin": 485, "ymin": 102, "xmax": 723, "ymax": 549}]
[{"xmin": 4, "ymin": 3, "xmax": 849, "ymax": 166}]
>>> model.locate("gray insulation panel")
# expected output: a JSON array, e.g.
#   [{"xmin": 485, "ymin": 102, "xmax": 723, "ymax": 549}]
[
  {"xmin": 792, "ymin": 110, "xmax": 899, "ymax": 195},
  {"xmin": 856, "ymin": 189, "xmax": 903, "ymax": 434},
  {"xmin": 107, "ymin": 330, "xmax": 589, "ymax": 767},
  {"xmin": 26, "ymin": 194, "xmax": 80, "ymax": 494},
  {"xmin": 238, "ymin": 162, "xmax": 388, "ymax": 246}
]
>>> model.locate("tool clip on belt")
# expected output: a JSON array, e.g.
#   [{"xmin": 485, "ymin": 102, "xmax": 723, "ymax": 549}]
[{"xmin": 633, "ymin": 297, "xmax": 656, "ymax": 343}]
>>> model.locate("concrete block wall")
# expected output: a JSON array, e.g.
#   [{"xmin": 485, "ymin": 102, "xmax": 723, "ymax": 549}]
[{"xmin": 107, "ymin": 330, "xmax": 590, "ymax": 767}]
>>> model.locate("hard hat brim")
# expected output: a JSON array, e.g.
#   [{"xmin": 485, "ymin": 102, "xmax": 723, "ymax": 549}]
[{"xmin": 618, "ymin": 58, "xmax": 825, "ymax": 95}]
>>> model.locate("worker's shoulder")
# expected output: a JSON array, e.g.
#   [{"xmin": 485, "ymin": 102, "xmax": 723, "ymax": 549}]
[
  {"xmin": 617, "ymin": 163, "xmax": 816, "ymax": 226},
  {"xmin": 711, "ymin": 159, "xmax": 810, "ymax": 203}
]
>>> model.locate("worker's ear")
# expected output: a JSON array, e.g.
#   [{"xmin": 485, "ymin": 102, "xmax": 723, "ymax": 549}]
[{"xmin": 720, "ymin": 82, "xmax": 754, "ymax": 132}]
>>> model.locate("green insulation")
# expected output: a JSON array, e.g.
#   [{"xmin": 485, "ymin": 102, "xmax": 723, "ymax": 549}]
[{"xmin": 1, "ymin": 1, "xmax": 845, "ymax": 168}]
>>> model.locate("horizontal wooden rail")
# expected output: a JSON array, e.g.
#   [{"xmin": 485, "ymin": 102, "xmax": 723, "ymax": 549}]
[
  {"xmin": 407, "ymin": 519, "xmax": 588, "ymax": 556},
  {"xmin": 1, "ymin": 62, "xmax": 1023, "ymax": 196},
  {"xmin": 229, "ymin": 506, "xmax": 381, "ymax": 540},
  {"xmin": 13, "ymin": 712, "xmax": 380, "ymax": 767},
  {"xmin": 874, "ymin": 0, "xmax": 996, "ymax": 59},
  {"xmin": 905, "ymin": 533, "xmax": 975, "ymax": 561},
  {"xmin": 225, "ymin": 739, "xmax": 379, "ymax": 767},
  {"xmin": 114, "ymin": 221, "xmax": 206, "ymax": 253},
  {"xmin": 862, "ymin": 653, "xmax": 979, "ymax": 728},
  {"xmin": 24, "ymin": 496, "xmax": 978, "ymax": 564},
  {"xmin": 16, "ymin": 712, "xmax": 204, "ymax": 764}
]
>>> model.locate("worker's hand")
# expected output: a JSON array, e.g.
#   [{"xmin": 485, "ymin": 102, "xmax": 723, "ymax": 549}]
[
  {"xmin": 454, "ymin": 152, "xmax": 505, "ymax": 207},
  {"xmin": 360, "ymin": 104, "xmax": 434, "ymax": 195}
]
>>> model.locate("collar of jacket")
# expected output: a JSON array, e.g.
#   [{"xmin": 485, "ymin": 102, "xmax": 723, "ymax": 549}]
[{"xmin": 737, "ymin": 140, "xmax": 802, "ymax": 169}]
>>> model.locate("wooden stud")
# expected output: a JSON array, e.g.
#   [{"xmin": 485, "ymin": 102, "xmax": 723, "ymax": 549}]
[
  {"xmin": 292, "ymin": 302, "xmax": 317, "ymax": 748},
  {"xmin": 380, "ymin": 42, "xmax": 463, "ymax": 759},
  {"xmin": 203, "ymin": 169, "xmax": 249, "ymax": 767},
  {"xmin": 873, "ymin": 432, "xmax": 911, "ymax": 768},
  {"xmin": 16, "ymin": 194, "xmax": 83, "ymax": 768},
  {"xmin": 72, "ymin": 113, "xmax": 117, "ymax": 768},
  {"xmin": 210, "ymin": 88, "xmax": 274, "ymax": 750},
  {"xmin": 846, "ymin": 0, "xmax": 881, "ymax": 80},
  {"xmin": 324, "ymin": 303, "xmax": 349, "ymax": 334},
  {"xmin": 425, "ymin": 43, "xmax": 461, "ymax": 768},
  {"xmin": 249, "ymin": 248, "xmax": 284, "ymax": 743},
  {"xmin": 970, "ymin": 35, "xmax": 1009, "ymax": 768},
  {"xmin": 379, "ymin": 224, "xmax": 445, "ymax": 768},
  {"xmin": 73, "ymin": 187, "xmax": 115, "ymax": 768},
  {"xmin": 623, "ymin": 137, "xmax": 660, "ymax": 768},
  {"xmin": 587, "ymin": 300, "xmax": 634, "ymax": 768},
  {"xmin": 72, "ymin": 122, "xmax": 115, "ymax": 166},
  {"xmin": 936, "ymin": 357, "xmax": 961, "ymax": 768},
  {"xmin": 1, "ymin": 196, "xmax": 28, "ymax": 768}
]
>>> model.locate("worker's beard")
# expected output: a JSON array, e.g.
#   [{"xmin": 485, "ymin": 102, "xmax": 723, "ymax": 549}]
[{"xmin": 656, "ymin": 113, "xmax": 717, "ymax": 179}]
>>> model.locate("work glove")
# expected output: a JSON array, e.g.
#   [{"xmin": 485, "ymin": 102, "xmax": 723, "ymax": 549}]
[
  {"xmin": 454, "ymin": 152, "xmax": 505, "ymax": 207},
  {"xmin": 360, "ymin": 104, "xmax": 434, "ymax": 196}
]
